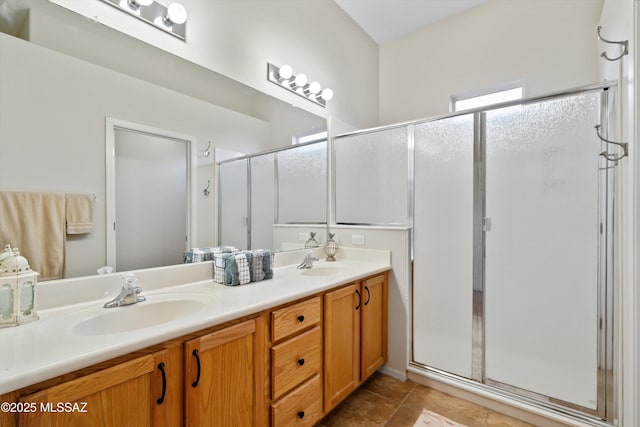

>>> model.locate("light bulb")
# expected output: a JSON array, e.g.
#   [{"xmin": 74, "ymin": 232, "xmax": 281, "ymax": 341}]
[
  {"xmin": 320, "ymin": 88, "xmax": 334, "ymax": 101},
  {"xmin": 278, "ymin": 64, "xmax": 293, "ymax": 80},
  {"xmin": 294, "ymin": 73, "xmax": 308, "ymax": 87},
  {"xmin": 167, "ymin": 2, "xmax": 187, "ymax": 24},
  {"xmin": 308, "ymin": 81, "xmax": 321, "ymax": 95}
]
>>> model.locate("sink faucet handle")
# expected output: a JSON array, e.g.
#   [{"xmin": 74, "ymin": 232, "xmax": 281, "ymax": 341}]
[{"xmin": 122, "ymin": 272, "xmax": 139, "ymax": 289}]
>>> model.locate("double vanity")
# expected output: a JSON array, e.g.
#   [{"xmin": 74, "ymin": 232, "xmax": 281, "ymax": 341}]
[{"xmin": 0, "ymin": 247, "xmax": 390, "ymax": 426}]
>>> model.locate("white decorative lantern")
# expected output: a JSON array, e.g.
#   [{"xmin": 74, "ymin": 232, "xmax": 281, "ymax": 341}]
[{"xmin": 0, "ymin": 244, "xmax": 39, "ymax": 327}]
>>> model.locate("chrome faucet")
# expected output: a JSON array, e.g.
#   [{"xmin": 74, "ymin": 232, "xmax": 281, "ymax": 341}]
[
  {"xmin": 103, "ymin": 273, "xmax": 146, "ymax": 308},
  {"xmin": 297, "ymin": 251, "xmax": 319, "ymax": 269}
]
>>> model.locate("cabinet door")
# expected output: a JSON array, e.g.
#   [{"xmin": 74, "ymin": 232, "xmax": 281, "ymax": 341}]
[
  {"xmin": 152, "ymin": 343, "xmax": 183, "ymax": 427},
  {"xmin": 19, "ymin": 354, "xmax": 156, "ymax": 427},
  {"xmin": 184, "ymin": 318, "xmax": 264, "ymax": 427},
  {"xmin": 361, "ymin": 274, "xmax": 388, "ymax": 379},
  {"xmin": 324, "ymin": 283, "xmax": 360, "ymax": 411}
]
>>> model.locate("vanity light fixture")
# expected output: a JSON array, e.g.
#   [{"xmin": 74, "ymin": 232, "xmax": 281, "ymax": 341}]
[
  {"xmin": 267, "ymin": 63, "xmax": 333, "ymax": 108},
  {"xmin": 100, "ymin": 0, "xmax": 188, "ymax": 41}
]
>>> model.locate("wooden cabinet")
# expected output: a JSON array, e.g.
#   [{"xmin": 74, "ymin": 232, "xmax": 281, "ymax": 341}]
[
  {"xmin": 323, "ymin": 283, "xmax": 361, "ymax": 410},
  {"xmin": 360, "ymin": 274, "xmax": 388, "ymax": 379},
  {"xmin": 152, "ymin": 342, "xmax": 183, "ymax": 427},
  {"xmin": 270, "ymin": 297, "xmax": 323, "ymax": 427},
  {"xmin": 324, "ymin": 273, "xmax": 388, "ymax": 411},
  {"xmin": 17, "ymin": 352, "xmax": 163, "ymax": 427},
  {"xmin": 0, "ymin": 270, "xmax": 388, "ymax": 427},
  {"xmin": 184, "ymin": 317, "xmax": 264, "ymax": 427}
]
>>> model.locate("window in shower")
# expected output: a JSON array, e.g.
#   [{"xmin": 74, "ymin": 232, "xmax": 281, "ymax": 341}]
[{"xmin": 452, "ymin": 84, "xmax": 523, "ymax": 112}]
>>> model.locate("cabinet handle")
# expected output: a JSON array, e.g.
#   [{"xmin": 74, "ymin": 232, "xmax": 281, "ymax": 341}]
[
  {"xmin": 157, "ymin": 362, "xmax": 167, "ymax": 405},
  {"xmin": 364, "ymin": 286, "xmax": 371, "ymax": 306},
  {"xmin": 298, "ymin": 358, "xmax": 305, "ymax": 366},
  {"xmin": 355, "ymin": 289, "xmax": 361, "ymax": 310},
  {"xmin": 191, "ymin": 349, "xmax": 201, "ymax": 388},
  {"xmin": 297, "ymin": 314, "xmax": 305, "ymax": 322},
  {"xmin": 298, "ymin": 411, "xmax": 305, "ymax": 419}
]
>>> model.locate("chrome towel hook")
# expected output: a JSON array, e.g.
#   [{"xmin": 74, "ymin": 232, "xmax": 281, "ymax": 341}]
[
  {"xmin": 203, "ymin": 180, "xmax": 211, "ymax": 196},
  {"xmin": 202, "ymin": 141, "xmax": 211, "ymax": 157},
  {"xmin": 595, "ymin": 125, "xmax": 628, "ymax": 162},
  {"xmin": 596, "ymin": 26, "xmax": 628, "ymax": 62}
]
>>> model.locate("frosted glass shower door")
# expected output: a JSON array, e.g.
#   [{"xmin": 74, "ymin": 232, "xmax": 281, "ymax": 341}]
[
  {"xmin": 413, "ymin": 115, "xmax": 475, "ymax": 378},
  {"xmin": 484, "ymin": 93, "xmax": 602, "ymax": 409}
]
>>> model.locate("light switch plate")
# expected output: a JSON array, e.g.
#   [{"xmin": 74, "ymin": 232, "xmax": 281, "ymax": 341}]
[{"xmin": 351, "ymin": 235, "xmax": 366, "ymax": 245}]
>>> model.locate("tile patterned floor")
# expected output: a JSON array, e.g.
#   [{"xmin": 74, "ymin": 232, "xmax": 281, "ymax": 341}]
[{"xmin": 317, "ymin": 373, "xmax": 534, "ymax": 427}]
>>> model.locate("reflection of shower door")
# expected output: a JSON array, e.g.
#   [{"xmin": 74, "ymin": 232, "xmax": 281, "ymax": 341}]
[
  {"xmin": 218, "ymin": 159, "xmax": 248, "ymax": 249},
  {"xmin": 483, "ymin": 94, "xmax": 602, "ymax": 410}
]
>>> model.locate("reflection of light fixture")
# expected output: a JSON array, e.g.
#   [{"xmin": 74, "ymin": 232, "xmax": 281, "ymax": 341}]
[
  {"xmin": 267, "ymin": 63, "xmax": 333, "ymax": 108},
  {"xmin": 100, "ymin": 0, "xmax": 187, "ymax": 40}
]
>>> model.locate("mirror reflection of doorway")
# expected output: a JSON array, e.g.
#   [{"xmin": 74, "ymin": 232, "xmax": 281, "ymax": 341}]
[{"xmin": 106, "ymin": 119, "xmax": 196, "ymax": 272}]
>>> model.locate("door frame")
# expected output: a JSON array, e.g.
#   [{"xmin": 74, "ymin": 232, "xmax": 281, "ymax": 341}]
[{"xmin": 105, "ymin": 117, "xmax": 198, "ymax": 271}]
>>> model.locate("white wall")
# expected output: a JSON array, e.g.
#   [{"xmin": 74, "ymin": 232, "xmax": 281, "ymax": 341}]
[
  {"xmin": 0, "ymin": 33, "xmax": 269, "ymax": 277},
  {"xmin": 36, "ymin": 0, "xmax": 379, "ymax": 129},
  {"xmin": 598, "ymin": 0, "xmax": 637, "ymax": 425},
  {"xmin": 379, "ymin": 0, "xmax": 604, "ymax": 124}
]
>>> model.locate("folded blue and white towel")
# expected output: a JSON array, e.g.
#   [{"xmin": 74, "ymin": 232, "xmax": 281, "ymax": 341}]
[
  {"xmin": 235, "ymin": 253, "xmax": 251, "ymax": 285},
  {"xmin": 252, "ymin": 250, "xmax": 264, "ymax": 282},
  {"xmin": 213, "ymin": 249, "xmax": 273, "ymax": 285},
  {"xmin": 262, "ymin": 250, "xmax": 273, "ymax": 280}
]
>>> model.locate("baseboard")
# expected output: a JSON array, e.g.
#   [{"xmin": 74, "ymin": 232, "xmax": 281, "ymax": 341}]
[{"xmin": 378, "ymin": 365, "xmax": 407, "ymax": 381}]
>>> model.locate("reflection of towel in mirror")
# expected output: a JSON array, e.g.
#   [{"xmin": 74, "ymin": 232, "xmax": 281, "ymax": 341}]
[
  {"xmin": 0, "ymin": 191, "xmax": 66, "ymax": 280},
  {"xmin": 65, "ymin": 193, "xmax": 94, "ymax": 234}
]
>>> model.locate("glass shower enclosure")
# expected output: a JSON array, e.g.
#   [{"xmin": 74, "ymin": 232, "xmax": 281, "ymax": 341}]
[
  {"xmin": 412, "ymin": 87, "xmax": 617, "ymax": 422},
  {"xmin": 333, "ymin": 83, "xmax": 619, "ymax": 424}
]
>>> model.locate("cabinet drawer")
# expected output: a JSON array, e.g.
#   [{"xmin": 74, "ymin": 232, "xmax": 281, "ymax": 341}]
[
  {"xmin": 272, "ymin": 326, "xmax": 321, "ymax": 400},
  {"xmin": 272, "ymin": 374, "xmax": 322, "ymax": 427},
  {"xmin": 271, "ymin": 296, "xmax": 321, "ymax": 342}
]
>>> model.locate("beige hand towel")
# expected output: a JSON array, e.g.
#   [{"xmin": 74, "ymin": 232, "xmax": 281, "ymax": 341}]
[
  {"xmin": 0, "ymin": 191, "xmax": 66, "ymax": 280},
  {"xmin": 65, "ymin": 193, "xmax": 94, "ymax": 234}
]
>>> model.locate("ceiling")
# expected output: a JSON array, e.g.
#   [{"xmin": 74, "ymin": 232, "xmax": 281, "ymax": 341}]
[{"xmin": 334, "ymin": 0, "xmax": 488, "ymax": 44}]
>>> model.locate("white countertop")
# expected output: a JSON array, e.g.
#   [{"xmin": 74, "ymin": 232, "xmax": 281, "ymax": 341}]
[{"xmin": 0, "ymin": 248, "xmax": 390, "ymax": 395}]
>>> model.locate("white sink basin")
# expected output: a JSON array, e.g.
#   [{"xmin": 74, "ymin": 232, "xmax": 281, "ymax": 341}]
[
  {"xmin": 298, "ymin": 263, "xmax": 343, "ymax": 277},
  {"xmin": 42, "ymin": 293, "xmax": 209, "ymax": 336}
]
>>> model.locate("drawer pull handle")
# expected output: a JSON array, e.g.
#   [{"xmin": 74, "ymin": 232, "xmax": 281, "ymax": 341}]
[
  {"xmin": 297, "ymin": 314, "xmax": 305, "ymax": 322},
  {"xmin": 298, "ymin": 358, "xmax": 305, "ymax": 366},
  {"xmin": 364, "ymin": 286, "xmax": 371, "ymax": 306},
  {"xmin": 298, "ymin": 411, "xmax": 305, "ymax": 419},
  {"xmin": 192, "ymin": 349, "xmax": 201, "ymax": 388},
  {"xmin": 157, "ymin": 362, "xmax": 167, "ymax": 405}
]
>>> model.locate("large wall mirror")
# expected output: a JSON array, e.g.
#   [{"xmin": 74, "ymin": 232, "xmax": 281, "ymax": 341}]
[{"xmin": 0, "ymin": 12, "xmax": 326, "ymax": 279}]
